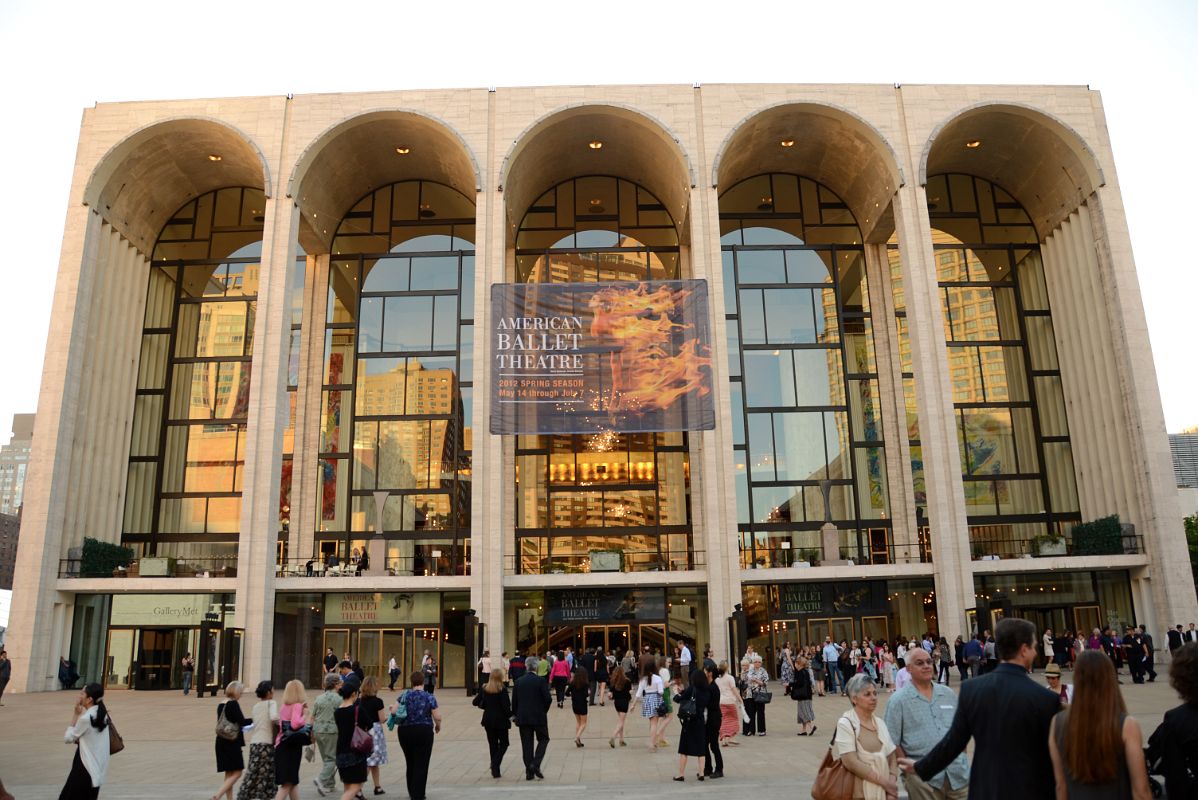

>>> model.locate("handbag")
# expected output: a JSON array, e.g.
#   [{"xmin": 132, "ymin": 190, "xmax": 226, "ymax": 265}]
[
  {"xmin": 280, "ymin": 719, "xmax": 312, "ymax": 747},
  {"xmin": 810, "ymin": 719, "xmax": 856, "ymax": 800},
  {"xmin": 752, "ymin": 689, "xmax": 773, "ymax": 704},
  {"xmin": 108, "ymin": 717, "xmax": 125, "ymax": 755},
  {"xmin": 350, "ymin": 705, "xmax": 374, "ymax": 755},
  {"xmin": 216, "ymin": 704, "xmax": 240, "ymax": 741}
]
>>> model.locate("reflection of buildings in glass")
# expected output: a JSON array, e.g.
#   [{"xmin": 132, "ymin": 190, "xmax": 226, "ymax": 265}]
[{"xmin": 0, "ymin": 413, "xmax": 34, "ymax": 516}]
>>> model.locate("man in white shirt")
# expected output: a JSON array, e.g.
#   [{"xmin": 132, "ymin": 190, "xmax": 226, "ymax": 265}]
[
  {"xmin": 821, "ymin": 638, "xmax": 842, "ymax": 694},
  {"xmin": 895, "ymin": 664, "xmax": 912, "ymax": 691},
  {"xmin": 885, "ymin": 648, "xmax": 969, "ymax": 800},
  {"xmin": 897, "ymin": 641, "xmax": 908, "ymax": 667},
  {"xmin": 678, "ymin": 639, "xmax": 693, "ymax": 686},
  {"xmin": 387, "ymin": 655, "xmax": 400, "ymax": 690}
]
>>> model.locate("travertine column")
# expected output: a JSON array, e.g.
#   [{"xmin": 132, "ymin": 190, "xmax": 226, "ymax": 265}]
[
  {"xmin": 291, "ymin": 253, "xmax": 330, "ymax": 561},
  {"xmin": 235, "ymin": 197, "xmax": 301, "ymax": 680},
  {"xmin": 892, "ymin": 185, "xmax": 974, "ymax": 637}
]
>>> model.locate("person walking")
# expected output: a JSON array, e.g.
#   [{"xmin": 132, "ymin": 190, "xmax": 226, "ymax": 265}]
[
  {"xmin": 1166, "ymin": 625, "xmax": 1184, "ymax": 658},
  {"xmin": 387, "ymin": 655, "xmax": 400, "ymax": 692},
  {"xmin": 550, "ymin": 650, "xmax": 570, "ymax": 708},
  {"xmin": 580, "ymin": 648, "xmax": 599, "ymax": 706},
  {"xmin": 214, "ymin": 681, "xmax": 247, "ymax": 800},
  {"xmin": 60, "ymin": 683, "xmax": 111, "ymax": 800},
  {"xmin": 713, "ymin": 660, "xmax": 743, "ymax": 747},
  {"xmin": 743, "ymin": 654, "xmax": 769, "ymax": 736},
  {"xmin": 822, "ymin": 638, "xmax": 842, "ymax": 694},
  {"xmin": 512, "ymin": 656, "xmax": 552, "ymax": 780},
  {"xmin": 883, "ymin": 647, "xmax": 968, "ymax": 800},
  {"xmin": 420, "ymin": 651, "xmax": 437, "ymax": 694},
  {"xmin": 935, "ymin": 638, "xmax": 953, "ymax": 686},
  {"xmin": 394, "ymin": 671, "xmax": 441, "ymax": 800},
  {"xmin": 0, "ymin": 649, "xmax": 10, "ymax": 706},
  {"xmin": 779, "ymin": 643, "xmax": 795, "ymax": 697},
  {"xmin": 182, "ymin": 652, "xmax": 196, "ymax": 696},
  {"xmin": 476, "ymin": 650, "xmax": 492, "ymax": 694},
  {"xmin": 593, "ymin": 648, "xmax": 609, "ymax": 705},
  {"xmin": 311, "ymin": 673, "xmax": 342, "ymax": 798},
  {"xmin": 1138, "ymin": 626, "xmax": 1157, "ymax": 682},
  {"xmin": 953, "ymin": 637, "xmax": 967, "ymax": 682},
  {"xmin": 333, "ymin": 680, "xmax": 366, "ymax": 800},
  {"xmin": 678, "ymin": 639, "xmax": 693, "ymax": 687},
  {"xmin": 239, "ymin": 681, "xmax": 279, "ymax": 800},
  {"xmin": 1043, "ymin": 628, "xmax": 1055, "ymax": 671},
  {"xmin": 671, "ymin": 669, "xmax": 709, "ymax": 781},
  {"xmin": 633, "ymin": 654, "xmax": 667, "ymax": 752},
  {"xmin": 357, "ymin": 677, "xmax": 388, "ymax": 796},
  {"xmin": 472, "ymin": 668, "xmax": 511, "ymax": 778},
  {"xmin": 656, "ymin": 656, "xmax": 675, "ymax": 747},
  {"xmin": 701, "ymin": 663, "xmax": 724, "ymax": 779},
  {"xmin": 792, "ymin": 654, "xmax": 816, "ymax": 736},
  {"xmin": 569, "ymin": 669, "xmax": 589, "ymax": 747},
  {"xmin": 273, "ymin": 680, "xmax": 312, "ymax": 800},
  {"xmin": 1146, "ymin": 642, "xmax": 1198, "ymax": 798},
  {"xmin": 1048, "ymin": 649, "xmax": 1152, "ymax": 799},
  {"xmin": 834, "ymin": 673, "xmax": 899, "ymax": 800},
  {"xmin": 898, "ymin": 618, "xmax": 1060, "ymax": 800},
  {"xmin": 838, "ymin": 640, "xmax": 854, "ymax": 694},
  {"xmin": 606, "ymin": 665, "xmax": 632, "ymax": 748}
]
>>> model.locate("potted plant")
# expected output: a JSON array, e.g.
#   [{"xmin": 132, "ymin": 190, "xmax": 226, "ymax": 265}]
[{"xmin": 1031, "ymin": 533, "xmax": 1067, "ymax": 557}]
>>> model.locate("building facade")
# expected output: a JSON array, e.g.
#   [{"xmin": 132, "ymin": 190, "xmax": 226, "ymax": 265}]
[
  {"xmin": 7, "ymin": 84, "xmax": 1196, "ymax": 692},
  {"xmin": 0, "ymin": 513, "xmax": 18, "ymax": 591},
  {"xmin": 0, "ymin": 413, "xmax": 34, "ymax": 516}
]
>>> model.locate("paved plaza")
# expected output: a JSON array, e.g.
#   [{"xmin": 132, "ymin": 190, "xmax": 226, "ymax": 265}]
[{"xmin": 0, "ymin": 673, "xmax": 1184, "ymax": 799}]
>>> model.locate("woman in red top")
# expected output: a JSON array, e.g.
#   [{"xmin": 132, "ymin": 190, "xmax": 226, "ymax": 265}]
[{"xmin": 550, "ymin": 652, "xmax": 571, "ymax": 708}]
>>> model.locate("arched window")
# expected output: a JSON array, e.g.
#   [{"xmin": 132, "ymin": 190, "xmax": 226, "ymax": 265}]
[
  {"xmin": 720, "ymin": 174, "xmax": 890, "ymax": 567},
  {"xmin": 317, "ymin": 180, "xmax": 475, "ymax": 575},
  {"xmin": 122, "ymin": 187, "xmax": 266, "ymax": 563},
  {"xmin": 925, "ymin": 174, "xmax": 1079, "ymax": 558},
  {"xmin": 511, "ymin": 176, "xmax": 693, "ymax": 574}
]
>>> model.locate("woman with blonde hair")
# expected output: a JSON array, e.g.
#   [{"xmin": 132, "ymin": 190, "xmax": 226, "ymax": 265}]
[
  {"xmin": 606, "ymin": 665, "xmax": 633, "ymax": 747},
  {"xmin": 272, "ymin": 679, "xmax": 312, "ymax": 800},
  {"xmin": 213, "ymin": 681, "xmax": 246, "ymax": 800},
  {"xmin": 714, "ymin": 661, "xmax": 744, "ymax": 747},
  {"xmin": 472, "ymin": 668, "xmax": 512, "ymax": 778},
  {"xmin": 359, "ymin": 676, "xmax": 389, "ymax": 795},
  {"xmin": 1049, "ymin": 649, "xmax": 1151, "ymax": 799},
  {"xmin": 632, "ymin": 654, "xmax": 666, "ymax": 751},
  {"xmin": 239, "ymin": 681, "xmax": 279, "ymax": 800}
]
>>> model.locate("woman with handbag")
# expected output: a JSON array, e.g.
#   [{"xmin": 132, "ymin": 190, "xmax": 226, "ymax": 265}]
[
  {"xmin": 550, "ymin": 650, "xmax": 570, "ymax": 708},
  {"xmin": 394, "ymin": 670, "xmax": 442, "ymax": 800},
  {"xmin": 213, "ymin": 681, "xmax": 246, "ymax": 800},
  {"xmin": 671, "ymin": 670, "xmax": 709, "ymax": 781},
  {"xmin": 60, "ymin": 682, "xmax": 111, "ymax": 799},
  {"xmin": 743, "ymin": 655, "xmax": 770, "ymax": 736},
  {"xmin": 239, "ymin": 681, "xmax": 279, "ymax": 800},
  {"xmin": 825, "ymin": 673, "xmax": 898, "ymax": 800},
  {"xmin": 334, "ymin": 680, "xmax": 368, "ymax": 800},
  {"xmin": 472, "ymin": 668, "xmax": 512, "ymax": 778},
  {"xmin": 793, "ymin": 655, "xmax": 817, "ymax": 737},
  {"xmin": 357, "ymin": 676, "xmax": 389, "ymax": 795},
  {"xmin": 273, "ymin": 680, "xmax": 312, "ymax": 800}
]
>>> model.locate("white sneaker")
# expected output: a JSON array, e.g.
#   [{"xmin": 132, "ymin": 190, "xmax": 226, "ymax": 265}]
[{"xmin": 313, "ymin": 779, "xmax": 328, "ymax": 797}]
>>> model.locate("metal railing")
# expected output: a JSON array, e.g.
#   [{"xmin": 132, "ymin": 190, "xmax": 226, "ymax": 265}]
[
  {"xmin": 274, "ymin": 555, "xmax": 470, "ymax": 578},
  {"xmin": 970, "ymin": 533, "xmax": 1145, "ymax": 561},
  {"xmin": 739, "ymin": 542, "xmax": 933, "ymax": 570},
  {"xmin": 503, "ymin": 549, "xmax": 704, "ymax": 575},
  {"xmin": 58, "ymin": 556, "xmax": 239, "ymax": 579}
]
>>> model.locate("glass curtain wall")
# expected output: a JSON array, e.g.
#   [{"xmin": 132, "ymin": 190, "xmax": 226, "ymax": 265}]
[
  {"xmin": 279, "ymin": 254, "xmax": 307, "ymax": 561},
  {"xmin": 926, "ymin": 174, "xmax": 1080, "ymax": 558},
  {"xmin": 122, "ymin": 187, "xmax": 265, "ymax": 564},
  {"xmin": 318, "ymin": 180, "xmax": 475, "ymax": 575},
  {"xmin": 512, "ymin": 176, "xmax": 693, "ymax": 574},
  {"xmin": 719, "ymin": 174, "xmax": 890, "ymax": 568}
]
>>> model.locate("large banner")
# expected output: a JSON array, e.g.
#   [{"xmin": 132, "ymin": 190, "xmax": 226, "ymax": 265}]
[
  {"xmin": 544, "ymin": 588, "xmax": 666, "ymax": 624},
  {"xmin": 489, "ymin": 280, "xmax": 715, "ymax": 434}
]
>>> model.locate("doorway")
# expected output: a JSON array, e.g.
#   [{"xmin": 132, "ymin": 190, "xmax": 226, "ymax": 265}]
[
  {"xmin": 807, "ymin": 617, "xmax": 856, "ymax": 646},
  {"xmin": 582, "ymin": 625, "xmax": 631, "ymax": 654},
  {"xmin": 323, "ymin": 626, "xmax": 441, "ymax": 687},
  {"xmin": 136, "ymin": 629, "xmax": 175, "ymax": 690},
  {"xmin": 1073, "ymin": 605, "xmax": 1102, "ymax": 638}
]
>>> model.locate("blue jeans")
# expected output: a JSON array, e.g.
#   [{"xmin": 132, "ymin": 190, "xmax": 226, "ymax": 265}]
[
  {"xmin": 182, "ymin": 671, "xmax": 192, "ymax": 694},
  {"xmin": 825, "ymin": 666, "xmax": 841, "ymax": 693}
]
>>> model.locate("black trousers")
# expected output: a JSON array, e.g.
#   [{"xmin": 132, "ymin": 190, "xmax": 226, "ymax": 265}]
[
  {"xmin": 1145, "ymin": 655, "xmax": 1157, "ymax": 681},
  {"xmin": 484, "ymin": 724, "xmax": 510, "ymax": 774},
  {"xmin": 388, "ymin": 669, "xmax": 400, "ymax": 690},
  {"xmin": 703, "ymin": 722, "xmax": 723, "ymax": 774},
  {"xmin": 518, "ymin": 724, "xmax": 549, "ymax": 771},
  {"xmin": 938, "ymin": 662, "xmax": 951, "ymax": 684},
  {"xmin": 59, "ymin": 748, "xmax": 100, "ymax": 800},
  {"xmin": 397, "ymin": 725, "xmax": 434, "ymax": 800},
  {"xmin": 553, "ymin": 677, "xmax": 567, "ymax": 704},
  {"xmin": 742, "ymin": 697, "xmax": 766, "ymax": 734}
]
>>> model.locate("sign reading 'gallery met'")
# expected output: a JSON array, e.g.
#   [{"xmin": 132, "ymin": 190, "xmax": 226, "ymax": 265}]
[{"xmin": 489, "ymin": 280, "xmax": 716, "ymax": 435}]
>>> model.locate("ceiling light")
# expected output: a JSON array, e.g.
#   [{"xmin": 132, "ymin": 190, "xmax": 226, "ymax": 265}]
[
  {"xmin": 780, "ymin": 139, "xmax": 795, "ymax": 147},
  {"xmin": 395, "ymin": 146, "xmax": 411, "ymax": 155},
  {"xmin": 588, "ymin": 140, "xmax": 603, "ymax": 150},
  {"xmin": 207, "ymin": 154, "xmax": 222, "ymax": 162},
  {"xmin": 965, "ymin": 139, "xmax": 982, "ymax": 149}
]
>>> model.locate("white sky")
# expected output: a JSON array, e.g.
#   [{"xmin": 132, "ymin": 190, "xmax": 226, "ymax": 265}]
[{"xmin": 0, "ymin": 0, "xmax": 1196, "ymax": 442}]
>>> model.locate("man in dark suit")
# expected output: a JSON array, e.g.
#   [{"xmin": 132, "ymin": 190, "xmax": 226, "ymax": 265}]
[
  {"xmin": 579, "ymin": 648, "xmax": 598, "ymax": 705},
  {"xmin": 898, "ymin": 618, "xmax": 1059, "ymax": 800},
  {"xmin": 1167, "ymin": 624, "xmax": 1184, "ymax": 656},
  {"xmin": 1139, "ymin": 625, "xmax": 1157, "ymax": 682},
  {"xmin": 511, "ymin": 655, "xmax": 552, "ymax": 780},
  {"xmin": 1185, "ymin": 623, "xmax": 1197, "ymax": 644}
]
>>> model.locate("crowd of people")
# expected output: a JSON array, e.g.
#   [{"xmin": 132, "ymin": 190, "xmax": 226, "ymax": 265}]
[{"xmin": 38, "ymin": 621, "xmax": 1198, "ymax": 799}]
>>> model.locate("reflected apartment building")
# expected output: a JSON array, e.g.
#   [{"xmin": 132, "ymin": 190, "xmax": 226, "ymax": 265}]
[{"xmin": 6, "ymin": 84, "xmax": 1196, "ymax": 692}]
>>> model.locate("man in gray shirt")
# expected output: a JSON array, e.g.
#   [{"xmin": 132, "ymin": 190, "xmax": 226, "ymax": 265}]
[
  {"xmin": 883, "ymin": 647, "xmax": 969, "ymax": 800},
  {"xmin": 311, "ymin": 672, "xmax": 342, "ymax": 796}
]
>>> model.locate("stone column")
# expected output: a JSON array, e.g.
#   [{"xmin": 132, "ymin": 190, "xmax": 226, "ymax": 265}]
[
  {"xmin": 892, "ymin": 185, "xmax": 974, "ymax": 637},
  {"xmin": 235, "ymin": 197, "xmax": 301, "ymax": 680},
  {"xmin": 289, "ymin": 253, "xmax": 328, "ymax": 562}
]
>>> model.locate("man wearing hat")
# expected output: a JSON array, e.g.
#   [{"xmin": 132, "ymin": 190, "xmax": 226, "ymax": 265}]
[{"xmin": 1043, "ymin": 663, "xmax": 1072, "ymax": 706}]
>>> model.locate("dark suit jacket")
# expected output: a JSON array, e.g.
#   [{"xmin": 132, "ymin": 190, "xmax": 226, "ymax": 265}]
[
  {"xmin": 915, "ymin": 662, "xmax": 1059, "ymax": 800},
  {"xmin": 511, "ymin": 672, "xmax": 551, "ymax": 727}
]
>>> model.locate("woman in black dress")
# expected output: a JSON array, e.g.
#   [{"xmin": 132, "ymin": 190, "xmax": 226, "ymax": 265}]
[
  {"xmin": 607, "ymin": 666, "xmax": 632, "ymax": 748},
  {"xmin": 334, "ymin": 682, "xmax": 367, "ymax": 800},
  {"xmin": 213, "ymin": 681, "xmax": 246, "ymax": 800},
  {"xmin": 672, "ymin": 670, "xmax": 709, "ymax": 781},
  {"xmin": 702, "ymin": 664, "xmax": 724, "ymax": 779},
  {"xmin": 570, "ymin": 669, "xmax": 589, "ymax": 747},
  {"xmin": 471, "ymin": 668, "xmax": 512, "ymax": 778},
  {"xmin": 594, "ymin": 648, "xmax": 609, "ymax": 706}
]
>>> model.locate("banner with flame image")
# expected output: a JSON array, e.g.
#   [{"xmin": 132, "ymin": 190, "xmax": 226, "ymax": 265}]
[{"xmin": 490, "ymin": 280, "xmax": 715, "ymax": 434}]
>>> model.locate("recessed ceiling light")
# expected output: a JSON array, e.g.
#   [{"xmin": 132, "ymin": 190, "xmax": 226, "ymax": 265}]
[
  {"xmin": 588, "ymin": 140, "xmax": 603, "ymax": 150},
  {"xmin": 965, "ymin": 139, "xmax": 982, "ymax": 149},
  {"xmin": 395, "ymin": 146, "xmax": 411, "ymax": 155},
  {"xmin": 780, "ymin": 139, "xmax": 795, "ymax": 148},
  {"xmin": 207, "ymin": 154, "xmax": 222, "ymax": 162}
]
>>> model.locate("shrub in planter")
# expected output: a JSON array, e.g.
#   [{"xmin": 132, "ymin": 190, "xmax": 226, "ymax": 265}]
[
  {"xmin": 1072, "ymin": 515, "xmax": 1122, "ymax": 556},
  {"xmin": 80, "ymin": 537, "xmax": 135, "ymax": 578}
]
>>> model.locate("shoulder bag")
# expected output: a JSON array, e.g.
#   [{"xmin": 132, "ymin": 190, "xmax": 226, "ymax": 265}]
[
  {"xmin": 350, "ymin": 704, "xmax": 375, "ymax": 755},
  {"xmin": 753, "ymin": 687, "xmax": 773, "ymax": 704},
  {"xmin": 280, "ymin": 718, "xmax": 312, "ymax": 747},
  {"xmin": 108, "ymin": 716, "xmax": 125, "ymax": 755},
  {"xmin": 810, "ymin": 717, "xmax": 856, "ymax": 800},
  {"xmin": 216, "ymin": 704, "xmax": 240, "ymax": 741}
]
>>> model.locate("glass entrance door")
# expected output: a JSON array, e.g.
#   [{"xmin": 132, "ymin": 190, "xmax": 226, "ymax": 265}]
[
  {"xmin": 407, "ymin": 628, "xmax": 441, "ymax": 687},
  {"xmin": 323, "ymin": 629, "xmax": 351, "ymax": 666},
  {"xmin": 137, "ymin": 629, "xmax": 174, "ymax": 690},
  {"xmin": 1073, "ymin": 605, "xmax": 1102, "ymax": 638},
  {"xmin": 582, "ymin": 625, "xmax": 631, "ymax": 654},
  {"xmin": 359, "ymin": 630, "xmax": 382, "ymax": 679},
  {"xmin": 807, "ymin": 617, "xmax": 856, "ymax": 646},
  {"xmin": 861, "ymin": 616, "xmax": 889, "ymax": 646},
  {"xmin": 105, "ymin": 629, "xmax": 134, "ymax": 689},
  {"xmin": 638, "ymin": 623, "xmax": 666, "ymax": 657}
]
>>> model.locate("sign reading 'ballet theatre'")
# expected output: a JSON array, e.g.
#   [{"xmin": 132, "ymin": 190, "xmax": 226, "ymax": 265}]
[{"xmin": 489, "ymin": 280, "xmax": 716, "ymax": 434}]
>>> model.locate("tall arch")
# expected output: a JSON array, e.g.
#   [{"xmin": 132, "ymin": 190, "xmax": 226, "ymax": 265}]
[
  {"xmin": 289, "ymin": 109, "xmax": 481, "ymax": 253},
  {"xmin": 921, "ymin": 103, "xmax": 1105, "ymax": 238}
]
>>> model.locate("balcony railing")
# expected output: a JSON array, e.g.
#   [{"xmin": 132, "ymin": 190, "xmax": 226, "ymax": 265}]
[
  {"xmin": 970, "ymin": 532, "xmax": 1145, "ymax": 561},
  {"xmin": 504, "ymin": 548, "xmax": 704, "ymax": 575},
  {"xmin": 740, "ymin": 542, "xmax": 934, "ymax": 570},
  {"xmin": 275, "ymin": 555, "xmax": 469, "ymax": 578},
  {"xmin": 58, "ymin": 556, "xmax": 239, "ymax": 579}
]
